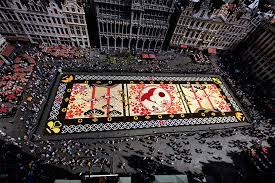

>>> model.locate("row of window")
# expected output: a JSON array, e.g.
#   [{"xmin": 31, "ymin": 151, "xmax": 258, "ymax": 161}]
[
  {"xmin": 171, "ymin": 34, "xmax": 232, "ymax": 49},
  {"xmin": 99, "ymin": 22, "xmax": 130, "ymax": 34},
  {"xmin": 0, "ymin": 10, "xmax": 17, "ymax": 21},
  {"xmin": 0, "ymin": 22, "xmax": 24, "ymax": 34},
  {"xmin": 29, "ymin": 34, "xmax": 89, "ymax": 47},
  {"xmin": 66, "ymin": 14, "xmax": 85, "ymax": 24},
  {"xmin": 17, "ymin": 12, "xmax": 66, "ymax": 25},
  {"xmin": 69, "ymin": 25, "xmax": 87, "ymax": 36},
  {"xmin": 99, "ymin": 21, "xmax": 166, "ymax": 38},
  {"xmin": 177, "ymin": 17, "xmax": 248, "ymax": 35},
  {"xmin": 247, "ymin": 55, "xmax": 274, "ymax": 81},
  {"xmin": 143, "ymin": 0, "xmax": 173, "ymax": 7},
  {"xmin": 24, "ymin": 23, "xmax": 68, "ymax": 35},
  {"xmin": 64, "ymin": 5, "xmax": 82, "ymax": 13}
]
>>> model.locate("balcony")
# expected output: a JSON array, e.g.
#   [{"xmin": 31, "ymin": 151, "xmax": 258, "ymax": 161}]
[{"xmin": 94, "ymin": 0, "xmax": 129, "ymax": 6}]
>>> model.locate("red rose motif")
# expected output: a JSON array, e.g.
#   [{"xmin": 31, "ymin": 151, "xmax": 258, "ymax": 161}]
[
  {"xmin": 132, "ymin": 107, "xmax": 139, "ymax": 114},
  {"xmin": 140, "ymin": 107, "xmax": 150, "ymax": 115},
  {"xmin": 66, "ymin": 110, "xmax": 74, "ymax": 119}
]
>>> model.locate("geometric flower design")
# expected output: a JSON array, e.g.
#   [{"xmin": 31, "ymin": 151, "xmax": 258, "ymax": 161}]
[{"xmin": 44, "ymin": 74, "xmax": 248, "ymax": 135}]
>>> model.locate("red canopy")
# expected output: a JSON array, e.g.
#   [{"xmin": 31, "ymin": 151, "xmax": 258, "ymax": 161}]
[
  {"xmin": 149, "ymin": 54, "xmax": 156, "ymax": 59},
  {"xmin": 0, "ymin": 59, "xmax": 4, "ymax": 66},
  {"xmin": 208, "ymin": 48, "xmax": 217, "ymax": 55},
  {"xmin": 1, "ymin": 45, "xmax": 15, "ymax": 57},
  {"xmin": 180, "ymin": 44, "xmax": 188, "ymax": 49},
  {"xmin": 142, "ymin": 54, "xmax": 149, "ymax": 59}
]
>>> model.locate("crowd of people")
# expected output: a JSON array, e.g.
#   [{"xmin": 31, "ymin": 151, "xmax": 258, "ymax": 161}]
[
  {"xmin": 0, "ymin": 44, "xmax": 274, "ymax": 182},
  {"xmin": 39, "ymin": 44, "xmax": 89, "ymax": 59},
  {"xmin": 190, "ymin": 52, "xmax": 211, "ymax": 64},
  {"xmin": 0, "ymin": 52, "xmax": 36, "ymax": 118}
]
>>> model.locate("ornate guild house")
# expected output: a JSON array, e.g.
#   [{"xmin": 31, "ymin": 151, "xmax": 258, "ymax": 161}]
[
  {"xmin": 0, "ymin": 0, "xmax": 90, "ymax": 48},
  {"xmin": 170, "ymin": 0, "xmax": 262, "ymax": 51}
]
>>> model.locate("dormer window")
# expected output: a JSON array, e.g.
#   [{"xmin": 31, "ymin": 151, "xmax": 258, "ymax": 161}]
[
  {"xmin": 16, "ymin": 2, "xmax": 22, "ymax": 9},
  {"xmin": 201, "ymin": 10, "xmax": 205, "ymax": 18}
]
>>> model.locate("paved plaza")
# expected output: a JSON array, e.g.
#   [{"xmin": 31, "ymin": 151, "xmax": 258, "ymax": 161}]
[{"xmin": 0, "ymin": 46, "xmax": 274, "ymax": 183}]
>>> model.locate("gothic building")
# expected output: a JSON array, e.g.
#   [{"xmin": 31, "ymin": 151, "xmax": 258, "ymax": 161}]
[
  {"xmin": 0, "ymin": 0, "xmax": 90, "ymax": 48},
  {"xmin": 93, "ymin": 0, "xmax": 175, "ymax": 51},
  {"xmin": 170, "ymin": 0, "xmax": 261, "ymax": 51}
]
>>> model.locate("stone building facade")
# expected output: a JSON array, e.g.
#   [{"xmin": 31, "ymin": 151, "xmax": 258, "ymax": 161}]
[
  {"xmin": 170, "ymin": 0, "xmax": 260, "ymax": 51},
  {"xmin": 93, "ymin": 0, "xmax": 175, "ymax": 51},
  {"xmin": 0, "ymin": 0, "xmax": 90, "ymax": 48},
  {"xmin": 236, "ymin": 21, "xmax": 274, "ymax": 85}
]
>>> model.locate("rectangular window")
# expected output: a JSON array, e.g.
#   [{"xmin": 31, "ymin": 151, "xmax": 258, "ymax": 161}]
[
  {"xmin": 76, "ymin": 27, "xmax": 81, "ymax": 35},
  {"xmin": 80, "ymin": 16, "xmax": 84, "ymax": 24},
  {"xmin": 67, "ymin": 15, "xmax": 72, "ymax": 22},
  {"xmin": 70, "ymin": 26, "xmax": 75, "ymax": 34},
  {"xmin": 52, "ymin": 17, "xmax": 56, "ymax": 24},
  {"xmin": 82, "ymin": 27, "xmax": 86, "ymax": 35},
  {"xmin": 73, "ymin": 15, "xmax": 78, "ymax": 23},
  {"xmin": 195, "ymin": 22, "xmax": 200, "ymax": 27}
]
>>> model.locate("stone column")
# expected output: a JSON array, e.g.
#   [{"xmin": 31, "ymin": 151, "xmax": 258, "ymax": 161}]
[
  {"xmin": 99, "ymin": 36, "xmax": 102, "ymax": 50},
  {"xmin": 142, "ymin": 39, "xmax": 145, "ymax": 51},
  {"xmin": 154, "ymin": 40, "xmax": 158, "ymax": 50},
  {"xmin": 107, "ymin": 37, "xmax": 109, "ymax": 51},
  {"xmin": 114, "ymin": 36, "xmax": 117, "ymax": 50}
]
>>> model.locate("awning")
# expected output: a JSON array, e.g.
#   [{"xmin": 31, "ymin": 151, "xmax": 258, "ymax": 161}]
[
  {"xmin": 142, "ymin": 54, "xmax": 149, "ymax": 59},
  {"xmin": 149, "ymin": 54, "xmax": 156, "ymax": 59},
  {"xmin": 0, "ymin": 60, "xmax": 4, "ymax": 66},
  {"xmin": 180, "ymin": 44, "xmax": 188, "ymax": 49},
  {"xmin": 1, "ymin": 44, "xmax": 15, "ymax": 57},
  {"xmin": 208, "ymin": 48, "xmax": 217, "ymax": 54}
]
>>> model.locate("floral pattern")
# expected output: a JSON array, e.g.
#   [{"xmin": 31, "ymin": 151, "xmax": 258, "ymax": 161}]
[{"xmin": 65, "ymin": 84, "xmax": 90, "ymax": 119}]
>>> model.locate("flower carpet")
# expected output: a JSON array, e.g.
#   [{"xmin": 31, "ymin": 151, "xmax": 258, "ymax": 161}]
[{"xmin": 43, "ymin": 74, "xmax": 249, "ymax": 135}]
